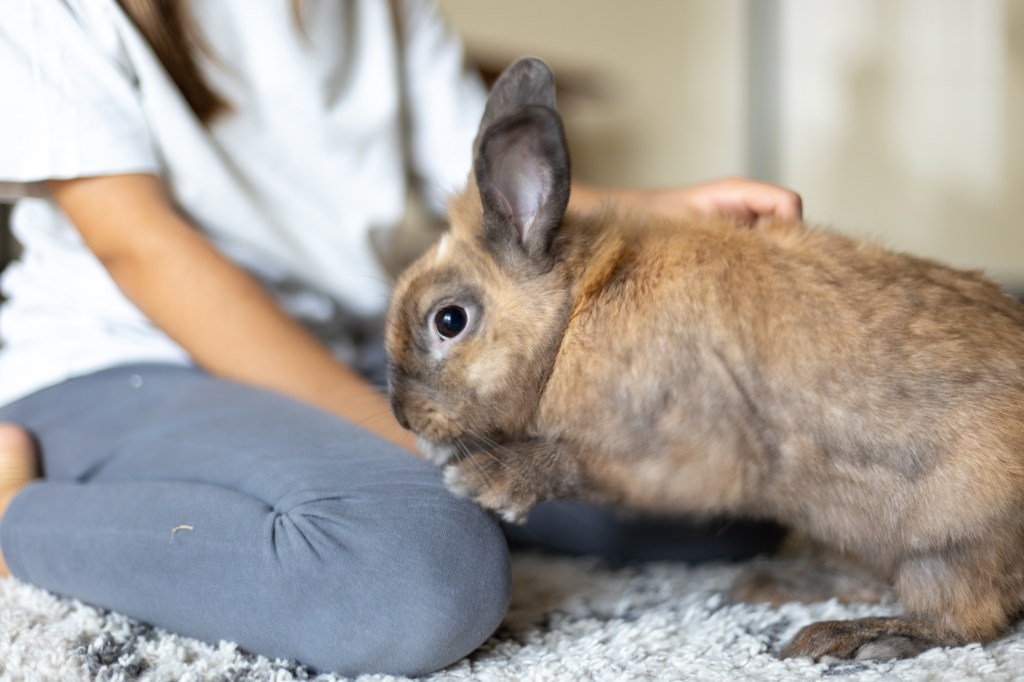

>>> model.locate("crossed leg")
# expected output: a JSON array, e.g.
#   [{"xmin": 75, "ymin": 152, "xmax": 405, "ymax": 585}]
[{"xmin": 0, "ymin": 365, "xmax": 511, "ymax": 676}]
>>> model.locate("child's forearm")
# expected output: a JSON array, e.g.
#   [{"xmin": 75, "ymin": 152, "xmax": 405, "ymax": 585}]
[{"xmin": 46, "ymin": 174, "xmax": 417, "ymax": 453}]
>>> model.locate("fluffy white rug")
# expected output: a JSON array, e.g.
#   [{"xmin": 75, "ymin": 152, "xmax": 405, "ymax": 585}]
[{"xmin": 2, "ymin": 553, "xmax": 1023, "ymax": 681}]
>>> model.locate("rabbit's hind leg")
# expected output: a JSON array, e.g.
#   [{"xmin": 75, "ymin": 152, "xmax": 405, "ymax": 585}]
[
  {"xmin": 893, "ymin": 543, "xmax": 1018, "ymax": 647},
  {"xmin": 780, "ymin": 541, "xmax": 1019, "ymax": 661}
]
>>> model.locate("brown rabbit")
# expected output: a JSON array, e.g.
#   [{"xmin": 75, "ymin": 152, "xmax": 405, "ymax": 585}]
[{"xmin": 384, "ymin": 57, "xmax": 1024, "ymax": 661}]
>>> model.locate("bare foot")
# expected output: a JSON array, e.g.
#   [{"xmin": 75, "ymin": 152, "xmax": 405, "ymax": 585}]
[{"xmin": 0, "ymin": 423, "xmax": 39, "ymax": 577}]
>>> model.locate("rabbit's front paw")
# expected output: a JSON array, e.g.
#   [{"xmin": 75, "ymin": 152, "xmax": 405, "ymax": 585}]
[
  {"xmin": 443, "ymin": 453, "xmax": 540, "ymax": 523},
  {"xmin": 417, "ymin": 438, "xmax": 459, "ymax": 466},
  {"xmin": 442, "ymin": 438, "xmax": 583, "ymax": 523}
]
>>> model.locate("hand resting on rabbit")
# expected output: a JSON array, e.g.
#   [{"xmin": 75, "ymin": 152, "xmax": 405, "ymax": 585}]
[{"xmin": 384, "ymin": 57, "xmax": 1024, "ymax": 661}]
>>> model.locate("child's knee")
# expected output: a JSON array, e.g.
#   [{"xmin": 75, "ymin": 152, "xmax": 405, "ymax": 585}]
[{"xmin": 272, "ymin": 488, "xmax": 510, "ymax": 675}]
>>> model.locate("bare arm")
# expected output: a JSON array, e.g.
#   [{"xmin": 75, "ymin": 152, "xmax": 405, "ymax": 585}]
[{"xmin": 46, "ymin": 174, "xmax": 417, "ymax": 452}]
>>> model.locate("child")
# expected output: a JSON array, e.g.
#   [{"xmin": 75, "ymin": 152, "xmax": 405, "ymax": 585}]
[{"xmin": 0, "ymin": 0, "xmax": 800, "ymax": 675}]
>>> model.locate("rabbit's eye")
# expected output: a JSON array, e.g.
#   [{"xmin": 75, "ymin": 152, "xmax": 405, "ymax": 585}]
[{"xmin": 434, "ymin": 306, "xmax": 468, "ymax": 339}]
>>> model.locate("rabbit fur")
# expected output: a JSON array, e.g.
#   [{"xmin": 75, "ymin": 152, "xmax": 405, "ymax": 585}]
[{"xmin": 384, "ymin": 57, "xmax": 1024, "ymax": 661}]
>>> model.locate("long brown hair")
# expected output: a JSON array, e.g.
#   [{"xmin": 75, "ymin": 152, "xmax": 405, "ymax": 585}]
[
  {"xmin": 115, "ymin": 1, "xmax": 303, "ymax": 124},
  {"xmin": 115, "ymin": 0, "xmax": 228, "ymax": 123}
]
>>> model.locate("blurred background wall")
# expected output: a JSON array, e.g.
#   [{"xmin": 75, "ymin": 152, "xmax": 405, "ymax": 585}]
[
  {"xmin": 1, "ymin": 1, "xmax": 1019, "ymax": 293},
  {"xmin": 442, "ymin": 0, "xmax": 1023, "ymax": 293}
]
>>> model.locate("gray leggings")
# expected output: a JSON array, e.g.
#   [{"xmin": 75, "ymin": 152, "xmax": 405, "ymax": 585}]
[{"xmin": 0, "ymin": 365, "xmax": 510, "ymax": 677}]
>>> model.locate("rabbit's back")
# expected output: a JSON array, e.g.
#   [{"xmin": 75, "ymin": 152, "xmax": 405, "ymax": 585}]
[{"xmin": 538, "ymin": 213, "xmax": 1024, "ymax": 554}]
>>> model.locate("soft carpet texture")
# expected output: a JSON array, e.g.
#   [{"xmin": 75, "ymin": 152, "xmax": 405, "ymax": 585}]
[{"xmin": 2, "ymin": 554, "xmax": 1023, "ymax": 681}]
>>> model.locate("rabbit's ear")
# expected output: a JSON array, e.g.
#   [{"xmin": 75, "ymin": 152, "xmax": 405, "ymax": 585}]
[
  {"xmin": 475, "ymin": 105, "xmax": 570, "ymax": 267},
  {"xmin": 474, "ymin": 57, "xmax": 556, "ymax": 154}
]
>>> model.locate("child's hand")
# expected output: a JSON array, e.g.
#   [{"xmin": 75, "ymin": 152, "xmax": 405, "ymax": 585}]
[
  {"xmin": 573, "ymin": 176, "xmax": 803, "ymax": 224},
  {"xmin": 647, "ymin": 176, "xmax": 803, "ymax": 223}
]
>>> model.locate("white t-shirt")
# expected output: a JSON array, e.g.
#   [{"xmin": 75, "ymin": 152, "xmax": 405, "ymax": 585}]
[{"xmin": 0, "ymin": 0, "xmax": 486, "ymax": 406}]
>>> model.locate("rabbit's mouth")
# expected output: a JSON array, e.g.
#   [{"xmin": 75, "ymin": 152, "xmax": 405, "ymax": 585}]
[{"xmin": 400, "ymin": 400, "xmax": 479, "ymax": 462}]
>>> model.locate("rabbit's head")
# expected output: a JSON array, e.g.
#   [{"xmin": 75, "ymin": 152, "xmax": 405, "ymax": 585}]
[{"xmin": 385, "ymin": 58, "xmax": 574, "ymax": 460}]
